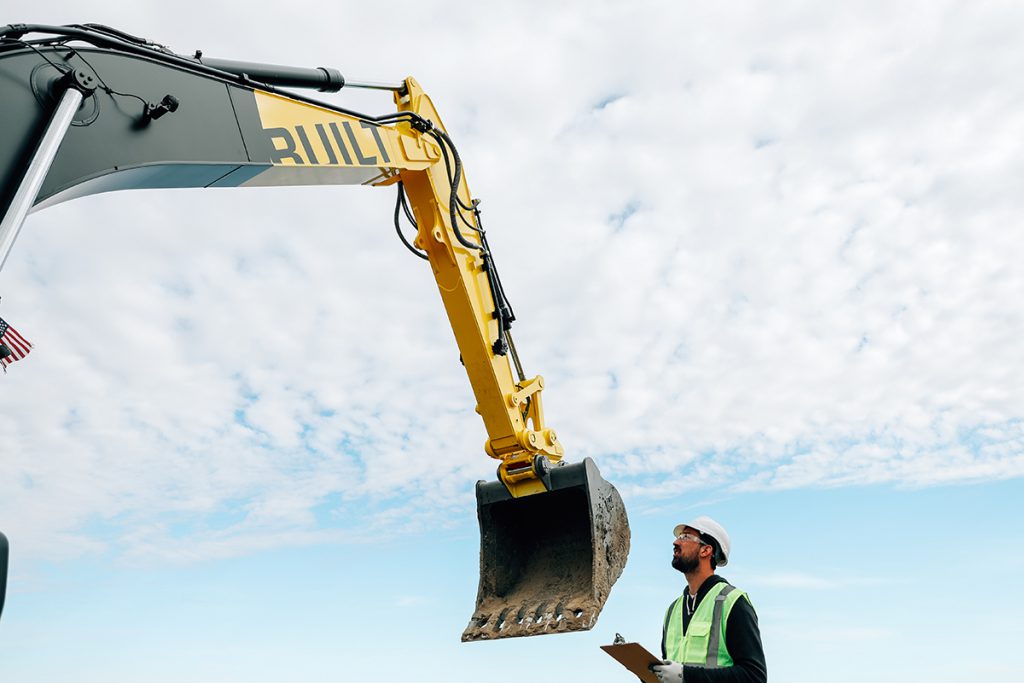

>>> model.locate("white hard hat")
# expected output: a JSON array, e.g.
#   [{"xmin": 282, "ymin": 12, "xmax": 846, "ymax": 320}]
[{"xmin": 673, "ymin": 516, "xmax": 731, "ymax": 567}]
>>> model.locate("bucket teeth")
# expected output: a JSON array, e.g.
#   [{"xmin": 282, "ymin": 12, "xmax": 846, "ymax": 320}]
[
  {"xmin": 463, "ymin": 599, "xmax": 598, "ymax": 640},
  {"xmin": 463, "ymin": 457, "xmax": 630, "ymax": 642}
]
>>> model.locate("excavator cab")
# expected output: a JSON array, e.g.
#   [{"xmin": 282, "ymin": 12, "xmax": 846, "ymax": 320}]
[{"xmin": 463, "ymin": 458, "xmax": 629, "ymax": 641}]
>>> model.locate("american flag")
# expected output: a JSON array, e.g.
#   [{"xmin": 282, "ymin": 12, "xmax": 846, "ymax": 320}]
[{"xmin": 0, "ymin": 316, "xmax": 33, "ymax": 371}]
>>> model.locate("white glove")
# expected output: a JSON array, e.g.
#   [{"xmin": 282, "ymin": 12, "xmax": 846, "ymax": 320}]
[{"xmin": 650, "ymin": 659, "xmax": 684, "ymax": 683}]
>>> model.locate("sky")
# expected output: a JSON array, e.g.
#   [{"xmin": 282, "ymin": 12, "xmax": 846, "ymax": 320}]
[{"xmin": 2, "ymin": 1, "xmax": 1024, "ymax": 681}]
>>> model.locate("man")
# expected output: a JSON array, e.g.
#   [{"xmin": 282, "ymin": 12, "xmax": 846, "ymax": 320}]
[{"xmin": 651, "ymin": 516, "xmax": 767, "ymax": 683}]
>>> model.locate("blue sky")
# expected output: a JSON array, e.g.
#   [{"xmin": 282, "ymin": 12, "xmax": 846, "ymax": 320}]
[
  {"xmin": 5, "ymin": 480, "xmax": 1024, "ymax": 682},
  {"xmin": 3, "ymin": 2, "xmax": 1024, "ymax": 682}
]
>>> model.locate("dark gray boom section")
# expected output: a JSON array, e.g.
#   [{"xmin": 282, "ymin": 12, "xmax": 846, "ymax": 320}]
[
  {"xmin": 0, "ymin": 24, "xmax": 424, "ymax": 270},
  {"xmin": 0, "ymin": 42, "xmax": 283, "ymax": 214}
]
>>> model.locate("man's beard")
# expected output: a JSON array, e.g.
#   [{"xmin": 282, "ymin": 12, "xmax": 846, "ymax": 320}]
[{"xmin": 672, "ymin": 553, "xmax": 699, "ymax": 574}]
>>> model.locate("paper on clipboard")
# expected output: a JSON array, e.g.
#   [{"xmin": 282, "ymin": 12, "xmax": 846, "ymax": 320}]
[{"xmin": 600, "ymin": 641, "xmax": 662, "ymax": 683}]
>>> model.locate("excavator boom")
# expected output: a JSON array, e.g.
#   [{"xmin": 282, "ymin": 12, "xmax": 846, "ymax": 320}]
[{"xmin": 0, "ymin": 23, "xmax": 629, "ymax": 639}]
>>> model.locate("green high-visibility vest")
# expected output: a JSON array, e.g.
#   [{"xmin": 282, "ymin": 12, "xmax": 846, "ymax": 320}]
[{"xmin": 663, "ymin": 582, "xmax": 749, "ymax": 668}]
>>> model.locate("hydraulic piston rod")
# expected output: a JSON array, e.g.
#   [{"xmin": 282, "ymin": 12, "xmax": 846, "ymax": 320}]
[
  {"xmin": 196, "ymin": 57, "xmax": 346, "ymax": 92},
  {"xmin": 0, "ymin": 85, "xmax": 83, "ymax": 272},
  {"xmin": 197, "ymin": 57, "xmax": 404, "ymax": 92}
]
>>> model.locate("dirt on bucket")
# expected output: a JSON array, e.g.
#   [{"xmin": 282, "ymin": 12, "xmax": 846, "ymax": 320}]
[{"xmin": 462, "ymin": 457, "xmax": 630, "ymax": 641}]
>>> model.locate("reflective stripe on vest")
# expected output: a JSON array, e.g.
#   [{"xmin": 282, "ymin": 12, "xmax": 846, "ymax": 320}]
[{"xmin": 663, "ymin": 582, "xmax": 748, "ymax": 668}]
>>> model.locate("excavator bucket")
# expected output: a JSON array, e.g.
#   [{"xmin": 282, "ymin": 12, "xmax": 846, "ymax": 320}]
[{"xmin": 462, "ymin": 457, "xmax": 629, "ymax": 641}]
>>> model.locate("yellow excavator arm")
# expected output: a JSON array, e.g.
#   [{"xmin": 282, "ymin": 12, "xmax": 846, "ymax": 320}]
[
  {"xmin": 0, "ymin": 22, "xmax": 629, "ymax": 640},
  {"xmin": 394, "ymin": 81, "xmax": 566, "ymax": 494}
]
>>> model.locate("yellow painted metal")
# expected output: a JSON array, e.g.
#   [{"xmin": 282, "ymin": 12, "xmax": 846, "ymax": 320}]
[
  {"xmin": 250, "ymin": 81, "xmax": 563, "ymax": 497},
  {"xmin": 252, "ymin": 90, "xmax": 436, "ymax": 183},
  {"xmin": 392, "ymin": 79, "xmax": 565, "ymax": 497}
]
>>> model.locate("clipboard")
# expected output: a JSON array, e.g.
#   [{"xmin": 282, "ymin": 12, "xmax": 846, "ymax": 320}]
[{"xmin": 600, "ymin": 641, "xmax": 662, "ymax": 683}]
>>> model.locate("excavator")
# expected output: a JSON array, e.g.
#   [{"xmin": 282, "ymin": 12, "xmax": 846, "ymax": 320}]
[{"xmin": 0, "ymin": 23, "xmax": 630, "ymax": 641}]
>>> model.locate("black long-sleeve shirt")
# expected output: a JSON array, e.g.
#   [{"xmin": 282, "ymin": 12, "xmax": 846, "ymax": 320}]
[{"xmin": 660, "ymin": 575, "xmax": 767, "ymax": 683}]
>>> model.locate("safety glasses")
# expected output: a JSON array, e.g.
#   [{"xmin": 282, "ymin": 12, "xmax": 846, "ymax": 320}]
[{"xmin": 675, "ymin": 533, "xmax": 707, "ymax": 545}]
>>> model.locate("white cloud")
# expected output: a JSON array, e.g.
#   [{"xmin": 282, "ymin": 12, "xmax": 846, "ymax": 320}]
[
  {"xmin": 2, "ymin": 1, "xmax": 1024, "ymax": 564},
  {"xmin": 395, "ymin": 595, "xmax": 431, "ymax": 608},
  {"xmin": 796, "ymin": 625, "xmax": 893, "ymax": 643},
  {"xmin": 739, "ymin": 571, "xmax": 891, "ymax": 590}
]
